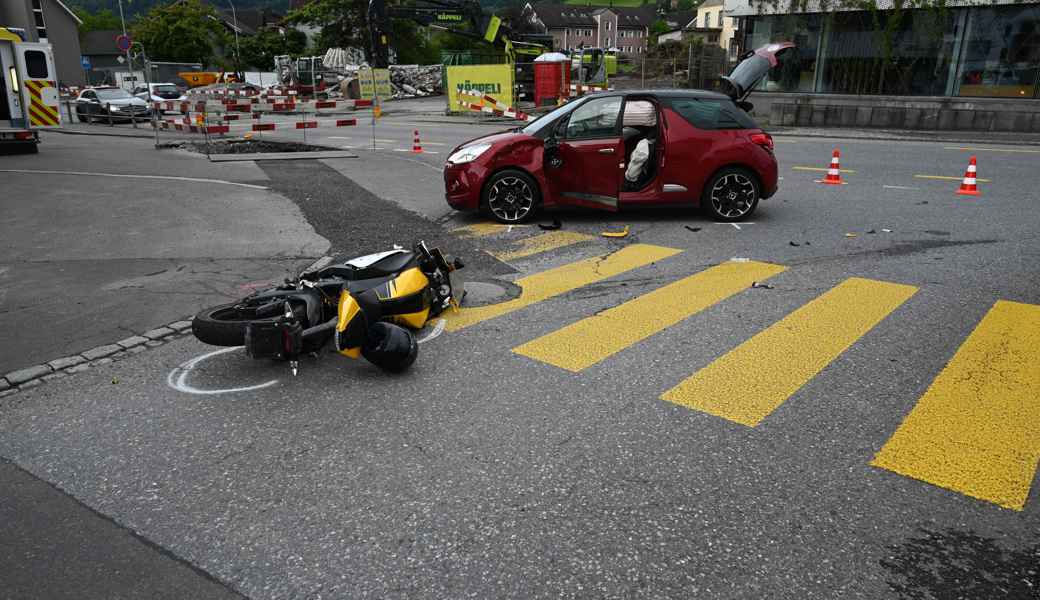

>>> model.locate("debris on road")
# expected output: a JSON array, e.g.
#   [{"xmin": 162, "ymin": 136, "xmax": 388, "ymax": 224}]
[
  {"xmin": 882, "ymin": 228, "xmax": 893, "ymax": 233},
  {"xmin": 789, "ymin": 241, "xmax": 800, "ymax": 246},
  {"xmin": 685, "ymin": 226, "xmax": 702, "ymax": 232},
  {"xmin": 730, "ymin": 257, "xmax": 750, "ymax": 263},
  {"xmin": 845, "ymin": 233, "xmax": 858, "ymax": 238},
  {"xmin": 538, "ymin": 218, "xmax": 562, "ymax": 231},
  {"xmin": 751, "ymin": 281, "xmax": 775, "ymax": 290},
  {"xmin": 601, "ymin": 226, "xmax": 630, "ymax": 238},
  {"xmin": 867, "ymin": 229, "xmax": 877, "ymax": 234}
]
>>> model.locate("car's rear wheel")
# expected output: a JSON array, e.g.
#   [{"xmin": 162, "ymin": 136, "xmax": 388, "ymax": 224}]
[
  {"xmin": 703, "ymin": 167, "xmax": 759, "ymax": 222},
  {"xmin": 483, "ymin": 169, "xmax": 540, "ymax": 224}
]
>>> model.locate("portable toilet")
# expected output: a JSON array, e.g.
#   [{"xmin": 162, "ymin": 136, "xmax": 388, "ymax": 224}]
[{"xmin": 533, "ymin": 52, "xmax": 570, "ymax": 106}]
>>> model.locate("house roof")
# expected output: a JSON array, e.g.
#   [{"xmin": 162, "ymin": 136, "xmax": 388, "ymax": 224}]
[
  {"xmin": 531, "ymin": 3, "xmax": 655, "ymax": 29},
  {"xmin": 80, "ymin": 30, "xmax": 123, "ymax": 56},
  {"xmin": 662, "ymin": 9, "xmax": 696, "ymax": 30},
  {"xmin": 700, "ymin": 0, "xmax": 724, "ymax": 7}
]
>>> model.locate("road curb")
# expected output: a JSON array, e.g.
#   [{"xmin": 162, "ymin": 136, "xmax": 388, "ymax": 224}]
[
  {"xmin": 0, "ymin": 319, "xmax": 195, "ymax": 400},
  {"xmin": 48, "ymin": 128, "xmax": 157, "ymax": 139}
]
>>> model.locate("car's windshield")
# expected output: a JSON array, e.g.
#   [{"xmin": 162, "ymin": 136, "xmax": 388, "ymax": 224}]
[
  {"xmin": 520, "ymin": 98, "xmax": 587, "ymax": 135},
  {"xmin": 95, "ymin": 88, "xmax": 134, "ymax": 100},
  {"xmin": 153, "ymin": 85, "xmax": 179, "ymax": 94}
]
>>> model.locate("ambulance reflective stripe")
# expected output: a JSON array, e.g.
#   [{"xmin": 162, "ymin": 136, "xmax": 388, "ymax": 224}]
[{"xmin": 24, "ymin": 79, "xmax": 59, "ymax": 126}]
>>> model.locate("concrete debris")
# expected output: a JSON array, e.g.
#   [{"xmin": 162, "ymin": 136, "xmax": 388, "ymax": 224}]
[{"xmin": 388, "ymin": 64, "xmax": 443, "ymax": 98}]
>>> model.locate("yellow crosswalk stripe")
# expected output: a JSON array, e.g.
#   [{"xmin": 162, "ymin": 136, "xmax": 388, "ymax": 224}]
[
  {"xmin": 514, "ymin": 260, "xmax": 786, "ymax": 372},
  {"xmin": 662, "ymin": 277, "xmax": 918, "ymax": 427},
  {"xmin": 445, "ymin": 244, "xmax": 680, "ymax": 332},
  {"xmin": 871, "ymin": 300, "xmax": 1040, "ymax": 511},
  {"xmin": 492, "ymin": 231, "xmax": 594, "ymax": 262},
  {"xmin": 453, "ymin": 222, "xmax": 511, "ymax": 237}
]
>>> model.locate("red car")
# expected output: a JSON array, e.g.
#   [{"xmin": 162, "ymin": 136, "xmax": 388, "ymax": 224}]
[{"xmin": 444, "ymin": 43, "xmax": 794, "ymax": 224}]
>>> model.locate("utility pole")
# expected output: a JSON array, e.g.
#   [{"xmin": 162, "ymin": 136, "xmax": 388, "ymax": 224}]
[{"xmin": 228, "ymin": 0, "xmax": 242, "ymax": 80}]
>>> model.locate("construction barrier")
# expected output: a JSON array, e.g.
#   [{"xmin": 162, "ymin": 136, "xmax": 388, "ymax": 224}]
[{"xmin": 455, "ymin": 89, "xmax": 530, "ymax": 121}]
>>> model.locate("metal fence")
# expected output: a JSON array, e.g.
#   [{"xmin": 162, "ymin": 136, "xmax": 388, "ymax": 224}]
[{"xmin": 613, "ymin": 44, "xmax": 731, "ymax": 92}]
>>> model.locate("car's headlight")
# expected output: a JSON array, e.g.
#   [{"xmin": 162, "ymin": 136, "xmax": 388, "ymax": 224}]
[
  {"xmin": 448, "ymin": 143, "xmax": 492, "ymax": 164},
  {"xmin": 110, "ymin": 105, "xmax": 123, "ymax": 111}
]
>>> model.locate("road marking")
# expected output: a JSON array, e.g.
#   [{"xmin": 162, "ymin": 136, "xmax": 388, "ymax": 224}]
[
  {"xmin": 0, "ymin": 169, "xmax": 268, "ymax": 190},
  {"xmin": 445, "ymin": 244, "xmax": 681, "ymax": 332},
  {"xmin": 715, "ymin": 222, "xmax": 755, "ymax": 230},
  {"xmin": 792, "ymin": 166, "xmax": 857, "ymax": 173},
  {"xmin": 662, "ymin": 277, "xmax": 918, "ymax": 427},
  {"xmin": 871, "ymin": 300, "xmax": 1040, "ymax": 510},
  {"xmin": 453, "ymin": 222, "xmax": 511, "ymax": 237},
  {"xmin": 514, "ymin": 260, "xmax": 785, "ymax": 372},
  {"xmin": 883, "ymin": 185, "xmax": 920, "ymax": 190},
  {"xmin": 492, "ymin": 231, "xmax": 594, "ymax": 261},
  {"xmin": 945, "ymin": 146, "xmax": 1040, "ymax": 154},
  {"xmin": 417, "ymin": 319, "xmax": 446, "ymax": 344},
  {"xmin": 392, "ymin": 148, "xmax": 440, "ymax": 154},
  {"xmin": 914, "ymin": 174, "xmax": 992, "ymax": 182},
  {"xmin": 167, "ymin": 346, "xmax": 279, "ymax": 395}
]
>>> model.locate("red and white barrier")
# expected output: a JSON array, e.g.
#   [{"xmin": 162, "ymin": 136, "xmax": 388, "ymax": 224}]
[{"xmin": 455, "ymin": 89, "xmax": 530, "ymax": 121}]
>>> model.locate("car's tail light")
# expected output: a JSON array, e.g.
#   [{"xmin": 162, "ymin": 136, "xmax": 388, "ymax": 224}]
[
  {"xmin": 14, "ymin": 132, "xmax": 33, "ymax": 140},
  {"xmin": 750, "ymin": 132, "xmax": 774, "ymax": 153}
]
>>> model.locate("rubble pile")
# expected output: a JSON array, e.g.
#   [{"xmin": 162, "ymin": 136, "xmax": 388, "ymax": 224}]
[{"xmin": 388, "ymin": 64, "xmax": 443, "ymax": 98}]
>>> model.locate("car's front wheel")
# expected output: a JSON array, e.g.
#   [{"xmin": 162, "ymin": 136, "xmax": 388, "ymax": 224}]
[
  {"xmin": 703, "ymin": 167, "xmax": 760, "ymax": 222},
  {"xmin": 483, "ymin": 169, "xmax": 540, "ymax": 224}
]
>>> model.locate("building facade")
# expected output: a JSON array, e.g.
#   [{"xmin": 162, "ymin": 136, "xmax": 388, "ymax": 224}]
[
  {"xmin": 0, "ymin": 0, "xmax": 84, "ymax": 86},
  {"xmin": 729, "ymin": 0, "xmax": 1040, "ymax": 99},
  {"xmin": 697, "ymin": 0, "xmax": 740, "ymax": 59},
  {"xmin": 524, "ymin": 3, "xmax": 653, "ymax": 56}
]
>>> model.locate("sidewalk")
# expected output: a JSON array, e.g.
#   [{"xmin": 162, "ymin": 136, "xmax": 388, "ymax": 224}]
[{"xmin": 766, "ymin": 126, "xmax": 1040, "ymax": 146}]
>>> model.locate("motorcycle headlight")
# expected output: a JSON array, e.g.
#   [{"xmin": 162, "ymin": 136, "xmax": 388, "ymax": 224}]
[{"xmin": 447, "ymin": 143, "xmax": 492, "ymax": 164}]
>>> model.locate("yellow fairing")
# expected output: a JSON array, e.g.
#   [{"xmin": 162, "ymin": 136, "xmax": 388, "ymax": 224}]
[
  {"xmin": 384, "ymin": 267, "xmax": 431, "ymax": 329},
  {"xmin": 336, "ymin": 291, "xmax": 362, "ymax": 358}
]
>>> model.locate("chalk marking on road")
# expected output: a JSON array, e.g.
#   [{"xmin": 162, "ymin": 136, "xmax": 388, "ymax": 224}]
[
  {"xmin": 871, "ymin": 300, "xmax": 1040, "ymax": 511},
  {"xmin": 167, "ymin": 346, "xmax": 279, "ymax": 395},
  {"xmin": 914, "ymin": 174, "xmax": 992, "ymax": 182},
  {"xmin": 515, "ymin": 260, "xmax": 786, "ymax": 372},
  {"xmin": 662, "ymin": 277, "xmax": 918, "ymax": 427},
  {"xmin": 792, "ymin": 166, "xmax": 857, "ymax": 173},
  {"xmin": 416, "ymin": 319, "xmax": 446, "ymax": 344},
  {"xmin": 715, "ymin": 222, "xmax": 754, "ymax": 230},
  {"xmin": 944, "ymin": 146, "xmax": 1040, "ymax": 154},
  {"xmin": 492, "ymin": 231, "xmax": 594, "ymax": 261},
  {"xmin": 0, "ymin": 169, "xmax": 269, "ymax": 190},
  {"xmin": 883, "ymin": 185, "xmax": 920, "ymax": 190},
  {"xmin": 445, "ymin": 244, "xmax": 681, "ymax": 332}
]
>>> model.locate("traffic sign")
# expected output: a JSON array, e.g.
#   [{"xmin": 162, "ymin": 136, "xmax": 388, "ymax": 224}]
[
  {"xmin": 115, "ymin": 34, "xmax": 131, "ymax": 52},
  {"xmin": 80, "ymin": 55, "xmax": 91, "ymax": 70}
]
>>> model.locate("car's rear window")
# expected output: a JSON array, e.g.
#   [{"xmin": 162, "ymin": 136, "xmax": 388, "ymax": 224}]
[{"xmin": 668, "ymin": 98, "xmax": 757, "ymax": 130}]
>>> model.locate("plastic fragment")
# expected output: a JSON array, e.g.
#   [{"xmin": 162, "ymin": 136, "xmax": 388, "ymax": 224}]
[
  {"xmin": 845, "ymin": 233, "xmax": 858, "ymax": 238},
  {"xmin": 789, "ymin": 241, "xmax": 800, "ymax": 247},
  {"xmin": 867, "ymin": 229, "xmax": 877, "ymax": 234},
  {"xmin": 730, "ymin": 257, "xmax": 750, "ymax": 263},
  {"xmin": 882, "ymin": 228, "xmax": 892, "ymax": 233},
  {"xmin": 601, "ymin": 225, "xmax": 630, "ymax": 238},
  {"xmin": 685, "ymin": 226, "xmax": 702, "ymax": 232},
  {"xmin": 538, "ymin": 218, "xmax": 562, "ymax": 231},
  {"xmin": 751, "ymin": 281, "xmax": 774, "ymax": 289}
]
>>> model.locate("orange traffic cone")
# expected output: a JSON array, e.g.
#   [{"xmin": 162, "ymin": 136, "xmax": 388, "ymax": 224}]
[
  {"xmin": 956, "ymin": 155, "xmax": 980, "ymax": 196},
  {"xmin": 412, "ymin": 129, "xmax": 423, "ymax": 154},
  {"xmin": 816, "ymin": 148, "xmax": 846, "ymax": 185}
]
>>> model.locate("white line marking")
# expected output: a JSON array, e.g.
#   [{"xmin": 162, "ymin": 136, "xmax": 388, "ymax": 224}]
[
  {"xmin": 416, "ymin": 319, "xmax": 446, "ymax": 345},
  {"xmin": 0, "ymin": 169, "xmax": 269, "ymax": 190},
  {"xmin": 883, "ymin": 185, "xmax": 920, "ymax": 190},
  {"xmin": 167, "ymin": 346, "xmax": 279, "ymax": 395}
]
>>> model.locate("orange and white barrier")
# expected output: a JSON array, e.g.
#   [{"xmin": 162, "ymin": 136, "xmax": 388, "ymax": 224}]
[
  {"xmin": 568, "ymin": 83, "xmax": 612, "ymax": 97},
  {"xmin": 455, "ymin": 89, "xmax": 530, "ymax": 121}
]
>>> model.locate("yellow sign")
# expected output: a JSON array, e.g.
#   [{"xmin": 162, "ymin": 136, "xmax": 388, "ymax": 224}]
[
  {"xmin": 358, "ymin": 66, "xmax": 392, "ymax": 100},
  {"xmin": 445, "ymin": 64, "xmax": 514, "ymax": 113}
]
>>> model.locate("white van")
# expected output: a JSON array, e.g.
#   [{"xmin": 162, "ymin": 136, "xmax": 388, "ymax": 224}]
[{"xmin": 0, "ymin": 26, "xmax": 61, "ymax": 153}]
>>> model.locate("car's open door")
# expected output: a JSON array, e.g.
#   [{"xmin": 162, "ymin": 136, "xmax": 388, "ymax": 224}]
[
  {"xmin": 545, "ymin": 95, "xmax": 624, "ymax": 211},
  {"xmin": 720, "ymin": 42, "xmax": 796, "ymax": 104}
]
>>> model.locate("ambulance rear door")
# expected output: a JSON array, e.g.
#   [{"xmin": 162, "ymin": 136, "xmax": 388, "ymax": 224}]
[
  {"xmin": 14, "ymin": 41, "xmax": 60, "ymax": 128},
  {"xmin": 0, "ymin": 39, "xmax": 27, "ymax": 129}
]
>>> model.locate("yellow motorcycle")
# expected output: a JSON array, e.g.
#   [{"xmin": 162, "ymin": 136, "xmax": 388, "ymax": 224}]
[{"xmin": 192, "ymin": 241, "xmax": 463, "ymax": 373}]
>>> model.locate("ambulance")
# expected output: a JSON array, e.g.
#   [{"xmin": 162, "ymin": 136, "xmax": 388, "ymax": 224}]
[{"xmin": 1, "ymin": 26, "xmax": 61, "ymax": 154}]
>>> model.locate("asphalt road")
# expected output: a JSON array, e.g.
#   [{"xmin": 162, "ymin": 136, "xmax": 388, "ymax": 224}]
[{"xmin": 1, "ymin": 108, "xmax": 1038, "ymax": 598}]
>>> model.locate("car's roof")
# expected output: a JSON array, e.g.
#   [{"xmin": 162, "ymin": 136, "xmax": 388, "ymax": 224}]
[{"xmin": 603, "ymin": 89, "xmax": 732, "ymax": 101}]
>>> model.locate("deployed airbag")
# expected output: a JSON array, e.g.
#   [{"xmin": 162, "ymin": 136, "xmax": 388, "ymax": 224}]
[{"xmin": 625, "ymin": 139, "xmax": 650, "ymax": 183}]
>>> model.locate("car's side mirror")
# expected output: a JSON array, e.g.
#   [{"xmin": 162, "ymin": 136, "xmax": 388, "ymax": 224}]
[{"xmin": 737, "ymin": 100, "xmax": 754, "ymax": 113}]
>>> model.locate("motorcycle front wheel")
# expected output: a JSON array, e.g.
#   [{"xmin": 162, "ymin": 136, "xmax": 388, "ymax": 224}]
[{"xmin": 192, "ymin": 302, "xmax": 269, "ymax": 346}]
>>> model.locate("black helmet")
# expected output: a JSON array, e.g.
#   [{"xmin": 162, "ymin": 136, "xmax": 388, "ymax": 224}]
[{"xmin": 361, "ymin": 322, "xmax": 418, "ymax": 372}]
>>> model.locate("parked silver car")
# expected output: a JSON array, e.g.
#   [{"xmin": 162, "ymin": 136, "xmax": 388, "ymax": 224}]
[{"xmin": 75, "ymin": 87, "xmax": 152, "ymax": 123}]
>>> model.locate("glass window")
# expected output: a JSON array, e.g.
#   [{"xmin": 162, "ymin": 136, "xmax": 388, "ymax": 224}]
[
  {"xmin": 818, "ymin": 9, "xmax": 958, "ymax": 96},
  {"xmin": 96, "ymin": 88, "xmax": 133, "ymax": 100},
  {"xmin": 24, "ymin": 50, "xmax": 47, "ymax": 78},
  {"xmin": 669, "ymin": 98, "xmax": 757, "ymax": 129},
  {"xmin": 566, "ymin": 95, "xmax": 622, "ymax": 138},
  {"xmin": 956, "ymin": 5, "xmax": 1040, "ymax": 98},
  {"xmin": 745, "ymin": 14, "xmax": 823, "ymax": 92}
]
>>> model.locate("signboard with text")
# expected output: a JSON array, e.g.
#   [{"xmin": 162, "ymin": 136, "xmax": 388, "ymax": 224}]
[{"xmin": 445, "ymin": 64, "xmax": 514, "ymax": 113}]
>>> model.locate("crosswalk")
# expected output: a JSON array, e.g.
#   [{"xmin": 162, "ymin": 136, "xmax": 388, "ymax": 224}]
[{"xmin": 448, "ymin": 222, "xmax": 1040, "ymax": 511}]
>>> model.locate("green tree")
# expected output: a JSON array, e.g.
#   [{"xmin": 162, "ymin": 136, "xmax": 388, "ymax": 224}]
[
  {"xmin": 130, "ymin": 0, "xmax": 228, "ymax": 65},
  {"xmin": 238, "ymin": 28, "xmax": 308, "ymax": 70},
  {"xmin": 74, "ymin": 7, "xmax": 122, "ymax": 33},
  {"xmin": 286, "ymin": 0, "xmax": 367, "ymax": 55}
]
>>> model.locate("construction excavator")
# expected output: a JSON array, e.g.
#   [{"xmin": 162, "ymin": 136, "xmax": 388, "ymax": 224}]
[{"xmin": 366, "ymin": 0, "xmax": 551, "ymax": 99}]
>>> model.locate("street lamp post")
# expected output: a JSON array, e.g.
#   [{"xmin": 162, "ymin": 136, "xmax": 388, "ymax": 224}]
[{"xmin": 227, "ymin": 0, "xmax": 242, "ymax": 81}]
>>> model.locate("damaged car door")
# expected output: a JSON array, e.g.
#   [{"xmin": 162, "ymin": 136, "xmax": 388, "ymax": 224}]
[{"xmin": 545, "ymin": 95, "xmax": 624, "ymax": 211}]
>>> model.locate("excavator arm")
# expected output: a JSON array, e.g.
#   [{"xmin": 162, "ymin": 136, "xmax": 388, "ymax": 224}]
[{"xmin": 367, "ymin": 0, "xmax": 506, "ymax": 68}]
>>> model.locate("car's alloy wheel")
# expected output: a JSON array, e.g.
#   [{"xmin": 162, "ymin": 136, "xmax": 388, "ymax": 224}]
[
  {"xmin": 710, "ymin": 172, "xmax": 757, "ymax": 219},
  {"xmin": 487, "ymin": 175, "xmax": 535, "ymax": 223}
]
